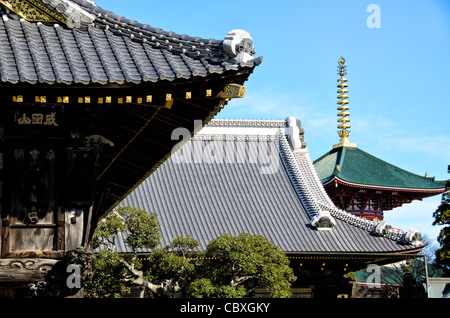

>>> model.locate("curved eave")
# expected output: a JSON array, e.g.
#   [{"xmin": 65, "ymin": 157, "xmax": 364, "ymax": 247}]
[
  {"xmin": 287, "ymin": 248, "xmax": 425, "ymax": 257},
  {"xmin": 39, "ymin": 0, "xmax": 223, "ymax": 48},
  {"xmin": 0, "ymin": 1, "xmax": 262, "ymax": 86},
  {"xmin": 324, "ymin": 176, "xmax": 446, "ymax": 195},
  {"xmin": 0, "ymin": 62, "xmax": 261, "ymax": 89}
]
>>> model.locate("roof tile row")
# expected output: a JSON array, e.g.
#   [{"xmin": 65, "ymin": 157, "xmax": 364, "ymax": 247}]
[{"xmin": 0, "ymin": 2, "xmax": 261, "ymax": 85}]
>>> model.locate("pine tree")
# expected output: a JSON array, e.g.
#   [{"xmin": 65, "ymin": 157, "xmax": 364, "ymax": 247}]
[{"xmin": 432, "ymin": 165, "xmax": 450, "ymax": 274}]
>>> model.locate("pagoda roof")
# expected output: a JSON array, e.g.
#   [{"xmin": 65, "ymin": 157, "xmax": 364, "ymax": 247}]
[
  {"xmin": 314, "ymin": 146, "xmax": 447, "ymax": 193},
  {"xmin": 107, "ymin": 118, "xmax": 424, "ymax": 255},
  {"xmin": 0, "ymin": 0, "xmax": 261, "ymax": 86}
]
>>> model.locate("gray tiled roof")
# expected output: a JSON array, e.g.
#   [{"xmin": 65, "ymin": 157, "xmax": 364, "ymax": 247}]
[
  {"xmin": 0, "ymin": 0, "xmax": 261, "ymax": 85},
  {"xmin": 112, "ymin": 118, "xmax": 424, "ymax": 254}
]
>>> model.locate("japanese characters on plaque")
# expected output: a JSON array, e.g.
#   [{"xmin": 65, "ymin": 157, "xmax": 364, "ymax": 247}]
[
  {"xmin": 10, "ymin": 107, "xmax": 63, "ymax": 136},
  {"xmin": 16, "ymin": 111, "xmax": 59, "ymax": 127}
]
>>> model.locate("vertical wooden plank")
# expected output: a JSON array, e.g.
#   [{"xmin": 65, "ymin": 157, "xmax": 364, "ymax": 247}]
[
  {"xmin": 56, "ymin": 206, "xmax": 65, "ymax": 252},
  {"xmin": 1, "ymin": 216, "xmax": 10, "ymax": 257},
  {"xmin": 65, "ymin": 209, "xmax": 84, "ymax": 251},
  {"xmin": 83, "ymin": 205, "xmax": 93, "ymax": 248}
]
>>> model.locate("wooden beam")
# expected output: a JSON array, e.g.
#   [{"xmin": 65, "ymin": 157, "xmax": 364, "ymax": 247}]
[
  {"xmin": 56, "ymin": 207, "xmax": 65, "ymax": 252},
  {"xmin": 0, "ymin": 259, "xmax": 58, "ymax": 284}
]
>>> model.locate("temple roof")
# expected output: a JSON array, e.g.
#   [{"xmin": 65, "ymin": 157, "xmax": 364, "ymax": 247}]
[
  {"xmin": 109, "ymin": 118, "xmax": 424, "ymax": 255},
  {"xmin": 0, "ymin": 0, "xmax": 262, "ymax": 222},
  {"xmin": 0, "ymin": 0, "xmax": 261, "ymax": 85},
  {"xmin": 314, "ymin": 146, "xmax": 447, "ymax": 192}
]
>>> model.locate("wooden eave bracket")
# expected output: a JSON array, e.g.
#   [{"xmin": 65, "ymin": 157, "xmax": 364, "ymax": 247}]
[{"xmin": 220, "ymin": 83, "xmax": 246, "ymax": 100}]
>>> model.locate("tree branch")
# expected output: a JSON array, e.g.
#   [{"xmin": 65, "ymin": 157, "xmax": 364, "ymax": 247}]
[
  {"xmin": 118, "ymin": 259, "xmax": 161, "ymax": 294},
  {"xmin": 231, "ymin": 275, "xmax": 256, "ymax": 286}
]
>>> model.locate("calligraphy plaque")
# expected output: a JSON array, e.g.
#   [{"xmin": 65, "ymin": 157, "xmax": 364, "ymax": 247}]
[{"xmin": 8, "ymin": 106, "xmax": 63, "ymax": 137}]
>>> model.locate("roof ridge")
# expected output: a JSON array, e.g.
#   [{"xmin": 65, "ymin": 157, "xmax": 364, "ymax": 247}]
[
  {"xmin": 334, "ymin": 146, "xmax": 345, "ymax": 177},
  {"xmin": 37, "ymin": 0, "xmax": 96, "ymax": 27},
  {"xmin": 283, "ymin": 139, "xmax": 422, "ymax": 246},
  {"xmin": 208, "ymin": 118, "xmax": 287, "ymax": 128},
  {"xmin": 68, "ymin": 0, "xmax": 214, "ymax": 43},
  {"xmin": 278, "ymin": 129, "xmax": 336, "ymax": 230},
  {"xmin": 292, "ymin": 151, "xmax": 335, "ymax": 207},
  {"xmin": 312, "ymin": 147, "xmax": 341, "ymax": 184},
  {"xmin": 193, "ymin": 119, "xmax": 286, "ymax": 142},
  {"xmin": 316, "ymin": 202, "xmax": 423, "ymax": 245},
  {"xmin": 313, "ymin": 147, "xmax": 339, "ymax": 166},
  {"xmin": 193, "ymin": 134, "xmax": 277, "ymax": 142},
  {"xmin": 29, "ymin": 0, "xmax": 261, "ymax": 64}
]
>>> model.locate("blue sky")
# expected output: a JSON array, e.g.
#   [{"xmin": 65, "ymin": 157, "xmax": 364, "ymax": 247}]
[{"xmin": 94, "ymin": 0, "xmax": 449, "ymax": 247}]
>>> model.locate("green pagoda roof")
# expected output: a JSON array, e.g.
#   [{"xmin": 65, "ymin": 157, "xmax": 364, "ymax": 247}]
[{"xmin": 313, "ymin": 146, "xmax": 447, "ymax": 192}]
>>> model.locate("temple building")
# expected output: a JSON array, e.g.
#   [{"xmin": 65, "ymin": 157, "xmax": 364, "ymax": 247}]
[
  {"xmin": 0, "ymin": 0, "xmax": 261, "ymax": 297},
  {"xmin": 313, "ymin": 57, "xmax": 447, "ymax": 221},
  {"xmin": 115, "ymin": 117, "xmax": 426, "ymax": 298}
]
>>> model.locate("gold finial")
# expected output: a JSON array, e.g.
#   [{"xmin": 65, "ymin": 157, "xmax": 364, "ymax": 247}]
[{"xmin": 333, "ymin": 57, "xmax": 357, "ymax": 148}]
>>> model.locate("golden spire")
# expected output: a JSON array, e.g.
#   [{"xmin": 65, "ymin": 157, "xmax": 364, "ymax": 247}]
[{"xmin": 333, "ymin": 57, "xmax": 357, "ymax": 148}]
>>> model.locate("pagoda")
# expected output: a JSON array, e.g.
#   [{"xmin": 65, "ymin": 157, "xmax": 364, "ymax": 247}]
[{"xmin": 313, "ymin": 57, "xmax": 447, "ymax": 221}]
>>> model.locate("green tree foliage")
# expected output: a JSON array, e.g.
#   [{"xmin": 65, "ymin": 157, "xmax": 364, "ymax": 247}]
[
  {"xmin": 145, "ymin": 235, "xmax": 201, "ymax": 296},
  {"xmin": 85, "ymin": 207, "xmax": 295, "ymax": 298},
  {"xmin": 432, "ymin": 166, "xmax": 450, "ymax": 274},
  {"xmin": 188, "ymin": 233, "xmax": 296, "ymax": 298},
  {"xmin": 398, "ymin": 261, "xmax": 427, "ymax": 298},
  {"xmin": 87, "ymin": 206, "xmax": 162, "ymax": 297},
  {"xmin": 84, "ymin": 250, "xmax": 131, "ymax": 298}
]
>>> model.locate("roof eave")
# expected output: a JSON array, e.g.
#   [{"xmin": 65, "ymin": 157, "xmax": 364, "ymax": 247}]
[{"xmin": 324, "ymin": 176, "xmax": 446, "ymax": 194}]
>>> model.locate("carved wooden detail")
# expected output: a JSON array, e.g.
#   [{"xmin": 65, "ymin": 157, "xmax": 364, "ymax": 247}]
[
  {"xmin": 0, "ymin": 0, "xmax": 66, "ymax": 23},
  {"xmin": 0, "ymin": 258, "xmax": 58, "ymax": 283}
]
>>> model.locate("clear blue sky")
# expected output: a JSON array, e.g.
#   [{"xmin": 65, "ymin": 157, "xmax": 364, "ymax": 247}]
[{"xmin": 94, "ymin": 0, "xmax": 450, "ymax": 248}]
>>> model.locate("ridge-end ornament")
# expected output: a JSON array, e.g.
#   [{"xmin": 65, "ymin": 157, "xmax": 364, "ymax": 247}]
[{"xmin": 223, "ymin": 29, "xmax": 255, "ymax": 63}]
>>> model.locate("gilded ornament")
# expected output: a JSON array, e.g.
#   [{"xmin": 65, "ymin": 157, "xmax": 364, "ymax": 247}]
[
  {"xmin": 333, "ymin": 57, "xmax": 357, "ymax": 148},
  {"xmin": 0, "ymin": 0, "xmax": 66, "ymax": 24}
]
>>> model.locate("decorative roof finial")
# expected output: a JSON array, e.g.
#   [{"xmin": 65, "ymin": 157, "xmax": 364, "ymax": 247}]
[{"xmin": 334, "ymin": 57, "xmax": 357, "ymax": 148}]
